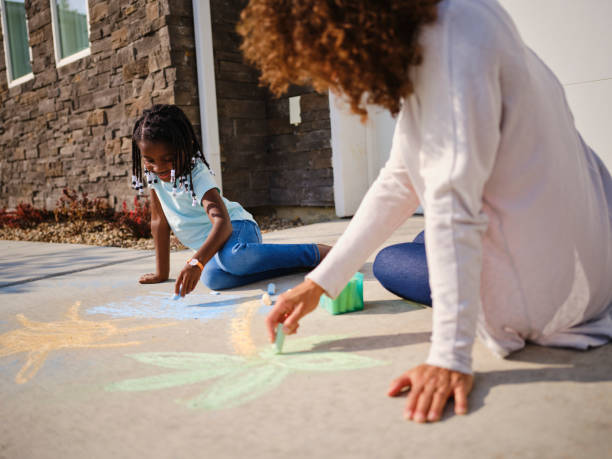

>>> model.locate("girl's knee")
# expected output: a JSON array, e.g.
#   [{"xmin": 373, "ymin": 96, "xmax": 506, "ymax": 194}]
[
  {"xmin": 200, "ymin": 266, "xmax": 227, "ymax": 290},
  {"xmin": 216, "ymin": 243, "xmax": 255, "ymax": 276}
]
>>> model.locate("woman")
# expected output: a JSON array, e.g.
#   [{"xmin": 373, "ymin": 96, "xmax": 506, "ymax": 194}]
[{"xmin": 238, "ymin": 0, "xmax": 612, "ymax": 422}]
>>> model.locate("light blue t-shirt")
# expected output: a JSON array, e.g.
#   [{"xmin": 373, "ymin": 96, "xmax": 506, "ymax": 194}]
[{"xmin": 150, "ymin": 160, "xmax": 255, "ymax": 251}]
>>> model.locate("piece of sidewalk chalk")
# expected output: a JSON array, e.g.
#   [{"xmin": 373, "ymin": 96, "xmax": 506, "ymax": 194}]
[
  {"xmin": 274, "ymin": 324, "xmax": 285, "ymax": 354},
  {"xmin": 210, "ymin": 291, "xmax": 220, "ymax": 295},
  {"xmin": 261, "ymin": 292, "xmax": 272, "ymax": 306},
  {"xmin": 172, "ymin": 286, "xmax": 183, "ymax": 300},
  {"xmin": 267, "ymin": 283, "xmax": 276, "ymax": 295}
]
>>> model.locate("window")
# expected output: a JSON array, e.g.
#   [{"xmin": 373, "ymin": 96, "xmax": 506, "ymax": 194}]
[
  {"xmin": 50, "ymin": 0, "xmax": 90, "ymax": 66},
  {"xmin": 0, "ymin": 0, "xmax": 34, "ymax": 86}
]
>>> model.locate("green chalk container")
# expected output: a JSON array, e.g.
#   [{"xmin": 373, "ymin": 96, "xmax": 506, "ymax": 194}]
[{"xmin": 319, "ymin": 272, "xmax": 364, "ymax": 315}]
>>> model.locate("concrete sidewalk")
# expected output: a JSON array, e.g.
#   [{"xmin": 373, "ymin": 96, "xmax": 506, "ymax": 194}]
[{"xmin": 1, "ymin": 216, "xmax": 611, "ymax": 459}]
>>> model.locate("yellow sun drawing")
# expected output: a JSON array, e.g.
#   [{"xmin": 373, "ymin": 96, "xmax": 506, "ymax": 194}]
[
  {"xmin": 230, "ymin": 299, "xmax": 261, "ymax": 357},
  {"xmin": 0, "ymin": 301, "xmax": 174, "ymax": 384}
]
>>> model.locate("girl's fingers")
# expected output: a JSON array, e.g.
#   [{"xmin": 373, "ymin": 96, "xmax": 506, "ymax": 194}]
[{"xmin": 175, "ymin": 274, "xmax": 183, "ymax": 295}]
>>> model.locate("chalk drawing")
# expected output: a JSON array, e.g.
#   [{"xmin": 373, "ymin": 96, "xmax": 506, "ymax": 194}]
[
  {"xmin": 229, "ymin": 299, "xmax": 261, "ymax": 357},
  {"xmin": 86, "ymin": 291, "xmax": 247, "ymax": 321},
  {"xmin": 107, "ymin": 335, "xmax": 387, "ymax": 410},
  {"xmin": 0, "ymin": 302, "xmax": 174, "ymax": 384}
]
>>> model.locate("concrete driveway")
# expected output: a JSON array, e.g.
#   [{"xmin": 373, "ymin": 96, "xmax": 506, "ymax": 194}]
[{"xmin": 1, "ymin": 216, "xmax": 610, "ymax": 458}]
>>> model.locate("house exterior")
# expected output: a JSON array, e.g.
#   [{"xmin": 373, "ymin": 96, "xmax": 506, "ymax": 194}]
[
  {"xmin": 1, "ymin": 0, "xmax": 610, "ymax": 219},
  {"xmin": 0, "ymin": 0, "xmax": 334, "ymax": 214}
]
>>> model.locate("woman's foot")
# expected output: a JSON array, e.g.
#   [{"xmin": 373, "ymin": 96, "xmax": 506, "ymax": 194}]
[{"xmin": 316, "ymin": 244, "xmax": 332, "ymax": 263}]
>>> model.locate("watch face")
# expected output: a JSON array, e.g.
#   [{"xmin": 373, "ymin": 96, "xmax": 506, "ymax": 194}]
[{"xmin": 189, "ymin": 259, "xmax": 198, "ymax": 266}]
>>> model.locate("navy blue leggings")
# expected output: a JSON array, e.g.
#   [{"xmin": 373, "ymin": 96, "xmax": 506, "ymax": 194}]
[{"xmin": 372, "ymin": 230, "xmax": 432, "ymax": 306}]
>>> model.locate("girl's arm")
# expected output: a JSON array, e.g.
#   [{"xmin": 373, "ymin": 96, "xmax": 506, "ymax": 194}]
[
  {"xmin": 139, "ymin": 189, "xmax": 171, "ymax": 283},
  {"xmin": 174, "ymin": 188, "xmax": 233, "ymax": 296}
]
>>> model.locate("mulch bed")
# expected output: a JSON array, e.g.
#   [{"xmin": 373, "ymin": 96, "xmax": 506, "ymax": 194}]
[{"xmin": 0, "ymin": 215, "xmax": 304, "ymax": 250}]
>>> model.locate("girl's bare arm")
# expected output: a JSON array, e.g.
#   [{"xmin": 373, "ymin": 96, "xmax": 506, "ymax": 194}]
[
  {"xmin": 174, "ymin": 188, "xmax": 233, "ymax": 295},
  {"xmin": 139, "ymin": 189, "xmax": 171, "ymax": 283}
]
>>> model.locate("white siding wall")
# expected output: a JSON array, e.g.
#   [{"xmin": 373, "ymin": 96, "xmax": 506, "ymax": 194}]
[
  {"xmin": 499, "ymin": 0, "xmax": 612, "ymax": 171},
  {"xmin": 330, "ymin": 0, "xmax": 612, "ymax": 216}
]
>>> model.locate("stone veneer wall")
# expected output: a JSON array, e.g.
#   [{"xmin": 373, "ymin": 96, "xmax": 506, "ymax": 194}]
[
  {"xmin": 0, "ymin": 0, "xmax": 334, "ymax": 211},
  {"xmin": 0, "ymin": 0, "xmax": 200, "ymax": 209},
  {"xmin": 210, "ymin": 0, "xmax": 334, "ymax": 209}
]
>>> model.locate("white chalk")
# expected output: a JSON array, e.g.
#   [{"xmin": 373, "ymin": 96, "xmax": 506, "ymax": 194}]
[
  {"xmin": 261, "ymin": 292, "xmax": 272, "ymax": 306},
  {"xmin": 210, "ymin": 291, "xmax": 220, "ymax": 295},
  {"xmin": 267, "ymin": 283, "xmax": 276, "ymax": 295},
  {"xmin": 172, "ymin": 285, "xmax": 183, "ymax": 300}
]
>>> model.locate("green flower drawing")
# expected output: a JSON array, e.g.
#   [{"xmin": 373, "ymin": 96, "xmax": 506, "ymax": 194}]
[{"xmin": 107, "ymin": 335, "xmax": 386, "ymax": 410}]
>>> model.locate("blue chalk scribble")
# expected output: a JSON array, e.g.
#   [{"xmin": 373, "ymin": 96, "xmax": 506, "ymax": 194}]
[{"xmin": 86, "ymin": 291, "xmax": 244, "ymax": 321}]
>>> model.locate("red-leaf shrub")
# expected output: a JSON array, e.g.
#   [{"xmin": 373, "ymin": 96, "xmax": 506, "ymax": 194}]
[
  {"xmin": 53, "ymin": 188, "xmax": 113, "ymax": 222},
  {"xmin": 0, "ymin": 203, "xmax": 51, "ymax": 229},
  {"xmin": 113, "ymin": 196, "xmax": 151, "ymax": 239}
]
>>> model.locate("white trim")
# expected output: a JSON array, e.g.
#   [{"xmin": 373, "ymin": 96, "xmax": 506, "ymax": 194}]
[
  {"xmin": 0, "ymin": 0, "xmax": 34, "ymax": 86},
  {"xmin": 329, "ymin": 93, "xmax": 403, "ymax": 217},
  {"xmin": 8, "ymin": 70, "xmax": 33, "ymax": 87},
  {"xmin": 55, "ymin": 47, "xmax": 90, "ymax": 67},
  {"xmin": 49, "ymin": 0, "xmax": 91, "ymax": 68},
  {"xmin": 192, "ymin": 0, "xmax": 223, "ymax": 189},
  {"xmin": 328, "ymin": 91, "xmax": 370, "ymax": 217}
]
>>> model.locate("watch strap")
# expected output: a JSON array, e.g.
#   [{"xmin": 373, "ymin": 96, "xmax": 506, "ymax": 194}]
[{"xmin": 187, "ymin": 258, "xmax": 204, "ymax": 271}]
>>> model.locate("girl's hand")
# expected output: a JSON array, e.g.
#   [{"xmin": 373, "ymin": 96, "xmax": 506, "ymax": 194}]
[
  {"xmin": 265, "ymin": 279, "xmax": 324, "ymax": 342},
  {"xmin": 139, "ymin": 273, "xmax": 168, "ymax": 284},
  {"xmin": 175, "ymin": 265, "xmax": 202, "ymax": 297},
  {"xmin": 388, "ymin": 363, "xmax": 474, "ymax": 423}
]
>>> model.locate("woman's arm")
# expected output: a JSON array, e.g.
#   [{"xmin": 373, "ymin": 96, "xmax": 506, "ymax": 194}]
[
  {"xmin": 174, "ymin": 188, "xmax": 233, "ymax": 296},
  {"xmin": 139, "ymin": 189, "xmax": 171, "ymax": 283},
  {"xmin": 266, "ymin": 106, "xmax": 420, "ymax": 339}
]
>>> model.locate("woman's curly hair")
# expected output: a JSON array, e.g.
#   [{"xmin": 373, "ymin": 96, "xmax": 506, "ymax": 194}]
[{"xmin": 237, "ymin": 0, "xmax": 441, "ymax": 118}]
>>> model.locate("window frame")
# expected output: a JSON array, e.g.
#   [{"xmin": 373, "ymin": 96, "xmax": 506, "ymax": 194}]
[
  {"xmin": 0, "ymin": 0, "xmax": 34, "ymax": 87},
  {"xmin": 49, "ymin": 0, "xmax": 91, "ymax": 68}
]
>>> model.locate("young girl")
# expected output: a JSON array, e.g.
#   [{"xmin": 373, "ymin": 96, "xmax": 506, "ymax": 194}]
[
  {"xmin": 131, "ymin": 104, "xmax": 330, "ymax": 296},
  {"xmin": 238, "ymin": 0, "xmax": 612, "ymax": 422}
]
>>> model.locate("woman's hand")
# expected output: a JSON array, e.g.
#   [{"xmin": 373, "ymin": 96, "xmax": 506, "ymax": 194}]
[
  {"xmin": 139, "ymin": 273, "xmax": 168, "ymax": 284},
  {"xmin": 175, "ymin": 265, "xmax": 202, "ymax": 297},
  {"xmin": 388, "ymin": 363, "xmax": 473, "ymax": 423},
  {"xmin": 265, "ymin": 279, "xmax": 324, "ymax": 342}
]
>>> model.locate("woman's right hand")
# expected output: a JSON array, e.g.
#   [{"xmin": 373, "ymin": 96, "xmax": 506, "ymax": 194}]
[
  {"xmin": 139, "ymin": 273, "xmax": 168, "ymax": 284},
  {"xmin": 265, "ymin": 279, "xmax": 325, "ymax": 342}
]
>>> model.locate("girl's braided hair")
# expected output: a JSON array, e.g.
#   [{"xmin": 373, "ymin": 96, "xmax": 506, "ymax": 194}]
[
  {"xmin": 237, "ymin": 0, "xmax": 441, "ymax": 119},
  {"xmin": 131, "ymin": 104, "xmax": 210, "ymax": 201}
]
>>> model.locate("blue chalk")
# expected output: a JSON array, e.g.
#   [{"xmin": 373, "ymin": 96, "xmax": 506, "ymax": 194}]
[
  {"xmin": 267, "ymin": 283, "xmax": 276, "ymax": 295},
  {"xmin": 274, "ymin": 324, "xmax": 285, "ymax": 354},
  {"xmin": 172, "ymin": 286, "xmax": 183, "ymax": 300},
  {"xmin": 210, "ymin": 291, "xmax": 220, "ymax": 295}
]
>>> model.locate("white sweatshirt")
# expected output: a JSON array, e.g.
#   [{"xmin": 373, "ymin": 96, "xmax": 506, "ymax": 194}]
[{"xmin": 307, "ymin": 0, "xmax": 612, "ymax": 374}]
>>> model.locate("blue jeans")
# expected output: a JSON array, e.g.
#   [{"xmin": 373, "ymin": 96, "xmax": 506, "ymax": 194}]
[
  {"xmin": 201, "ymin": 220, "xmax": 320, "ymax": 290},
  {"xmin": 372, "ymin": 230, "xmax": 432, "ymax": 306}
]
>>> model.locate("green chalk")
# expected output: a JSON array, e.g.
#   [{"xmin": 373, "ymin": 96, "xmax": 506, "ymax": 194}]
[
  {"xmin": 274, "ymin": 324, "xmax": 285, "ymax": 354},
  {"xmin": 319, "ymin": 272, "xmax": 364, "ymax": 315}
]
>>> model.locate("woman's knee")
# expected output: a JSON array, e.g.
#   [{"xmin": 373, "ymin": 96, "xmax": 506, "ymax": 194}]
[
  {"xmin": 373, "ymin": 243, "xmax": 432, "ymax": 306},
  {"xmin": 373, "ymin": 246, "xmax": 395, "ymax": 282},
  {"xmin": 413, "ymin": 230, "xmax": 425, "ymax": 244}
]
